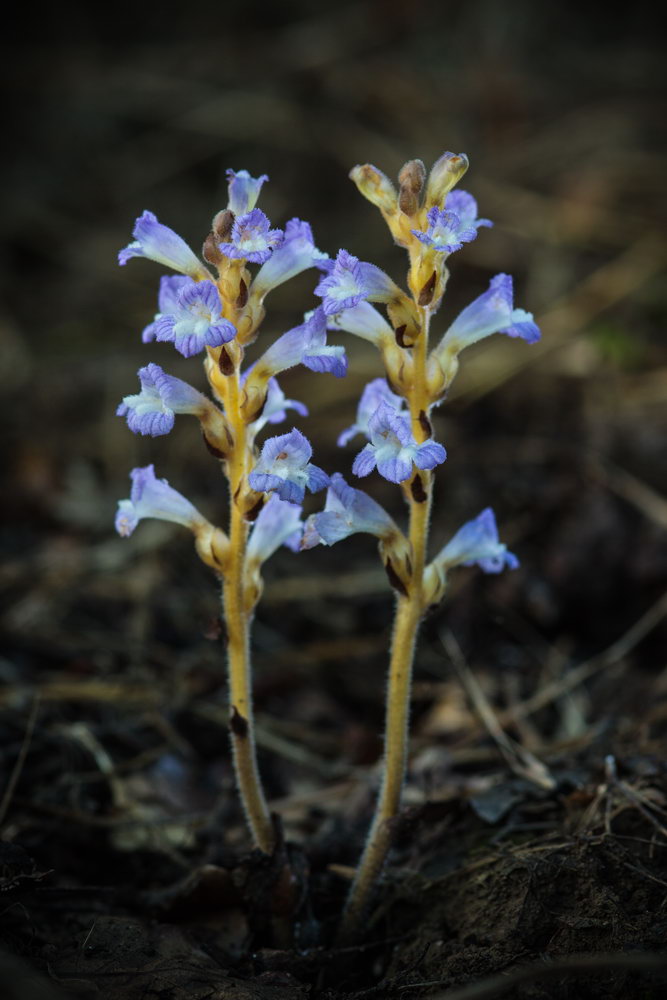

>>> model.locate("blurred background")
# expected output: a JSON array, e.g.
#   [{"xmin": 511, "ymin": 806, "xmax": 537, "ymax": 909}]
[{"xmin": 1, "ymin": 0, "xmax": 666, "ymax": 838}]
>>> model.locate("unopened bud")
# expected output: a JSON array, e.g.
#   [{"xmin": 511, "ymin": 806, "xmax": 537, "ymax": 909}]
[
  {"xmin": 202, "ymin": 231, "xmax": 224, "ymax": 267},
  {"xmin": 349, "ymin": 164, "xmax": 398, "ymax": 215},
  {"xmin": 195, "ymin": 524, "xmax": 230, "ymax": 573},
  {"xmin": 422, "ymin": 561, "xmax": 446, "ymax": 609},
  {"xmin": 398, "ymin": 159, "xmax": 426, "ymax": 216},
  {"xmin": 212, "ymin": 209, "xmax": 235, "ymax": 243},
  {"xmin": 426, "ymin": 152, "xmax": 469, "ymax": 208}
]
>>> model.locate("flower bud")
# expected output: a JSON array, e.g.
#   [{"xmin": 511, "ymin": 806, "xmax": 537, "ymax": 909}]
[
  {"xmin": 398, "ymin": 159, "xmax": 426, "ymax": 216},
  {"xmin": 349, "ymin": 164, "xmax": 398, "ymax": 215},
  {"xmin": 426, "ymin": 152, "xmax": 469, "ymax": 208},
  {"xmin": 212, "ymin": 209, "xmax": 235, "ymax": 242}
]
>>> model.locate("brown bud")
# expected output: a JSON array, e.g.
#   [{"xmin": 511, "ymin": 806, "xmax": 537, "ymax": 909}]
[
  {"xmin": 202, "ymin": 231, "xmax": 224, "ymax": 267},
  {"xmin": 236, "ymin": 277, "xmax": 248, "ymax": 309},
  {"xmin": 213, "ymin": 209, "xmax": 235, "ymax": 242},
  {"xmin": 218, "ymin": 347, "xmax": 235, "ymax": 376},
  {"xmin": 410, "ymin": 474, "xmax": 427, "ymax": 504},
  {"xmin": 385, "ymin": 558, "xmax": 409, "ymax": 597},
  {"xmin": 418, "ymin": 270, "xmax": 437, "ymax": 307},
  {"xmin": 398, "ymin": 159, "xmax": 426, "ymax": 216}
]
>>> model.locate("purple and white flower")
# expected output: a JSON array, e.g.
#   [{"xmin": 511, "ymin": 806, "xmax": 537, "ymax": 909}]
[
  {"xmin": 302, "ymin": 473, "xmax": 397, "ymax": 548},
  {"xmin": 249, "ymin": 376, "xmax": 308, "ymax": 432},
  {"xmin": 445, "ymin": 190, "xmax": 493, "ymax": 231},
  {"xmin": 116, "ymin": 363, "xmax": 209, "ymax": 436},
  {"xmin": 434, "ymin": 508, "xmax": 519, "ymax": 574},
  {"xmin": 249, "ymin": 428, "xmax": 329, "ymax": 504},
  {"xmin": 338, "ymin": 378, "xmax": 406, "ymax": 446},
  {"xmin": 118, "ymin": 211, "xmax": 206, "ymax": 278},
  {"xmin": 315, "ymin": 249, "xmax": 399, "ymax": 316},
  {"xmin": 325, "ymin": 301, "xmax": 394, "ymax": 347},
  {"xmin": 253, "ymin": 307, "xmax": 347, "ymax": 380},
  {"xmin": 218, "ymin": 208, "xmax": 283, "ymax": 265},
  {"xmin": 115, "ymin": 465, "xmax": 205, "ymax": 538},
  {"xmin": 247, "ymin": 494, "xmax": 304, "ymax": 564},
  {"xmin": 226, "ymin": 168, "xmax": 269, "ymax": 216},
  {"xmin": 436, "ymin": 273, "xmax": 541, "ymax": 357},
  {"xmin": 411, "ymin": 206, "xmax": 478, "ymax": 254},
  {"xmin": 352, "ymin": 402, "xmax": 446, "ymax": 484},
  {"xmin": 149, "ymin": 278, "xmax": 237, "ymax": 357},
  {"xmin": 251, "ymin": 218, "xmax": 329, "ymax": 298}
]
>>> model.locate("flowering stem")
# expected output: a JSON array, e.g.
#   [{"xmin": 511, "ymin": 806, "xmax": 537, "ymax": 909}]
[
  {"xmin": 340, "ymin": 308, "xmax": 433, "ymax": 937},
  {"xmin": 221, "ymin": 369, "xmax": 274, "ymax": 854}
]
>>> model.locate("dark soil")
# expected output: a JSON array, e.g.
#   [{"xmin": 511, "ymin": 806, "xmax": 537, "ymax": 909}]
[{"xmin": 2, "ymin": 3, "xmax": 667, "ymax": 998}]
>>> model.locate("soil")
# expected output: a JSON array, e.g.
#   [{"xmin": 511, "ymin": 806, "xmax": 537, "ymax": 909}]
[{"xmin": 2, "ymin": 4, "xmax": 667, "ymax": 998}]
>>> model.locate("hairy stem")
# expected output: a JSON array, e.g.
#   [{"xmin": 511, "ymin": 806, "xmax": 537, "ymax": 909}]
[
  {"xmin": 222, "ymin": 370, "xmax": 274, "ymax": 853},
  {"xmin": 340, "ymin": 308, "xmax": 433, "ymax": 937}
]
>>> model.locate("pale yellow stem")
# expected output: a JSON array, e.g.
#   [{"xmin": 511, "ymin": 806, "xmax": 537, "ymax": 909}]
[{"xmin": 340, "ymin": 308, "xmax": 434, "ymax": 938}]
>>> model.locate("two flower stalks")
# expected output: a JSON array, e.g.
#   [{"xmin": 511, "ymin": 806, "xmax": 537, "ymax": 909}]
[{"xmin": 114, "ymin": 155, "xmax": 539, "ymax": 929}]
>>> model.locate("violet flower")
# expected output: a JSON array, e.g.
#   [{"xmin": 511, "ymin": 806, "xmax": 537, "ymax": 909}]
[
  {"xmin": 218, "ymin": 208, "xmax": 283, "ymax": 265},
  {"xmin": 115, "ymin": 465, "xmax": 205, "ymax": 538},
  {"xmin": 325, "ymin": 301, "xmax": 394, "ymax": 347},
  {"xmin": 118, "ymin": 211, "xmax": 207, "ymax": 278},
  {"xmin": 411, "ymin": 206, "xmax": 478, "ymax": 254},
  {"xmin": 445, "ymin": 190, "xmax": 493, "ymax": 231},
  {"xmin": 315, "ymin": 249, "xmax": 400, "ymax": 315},
  {"xmin": 150, "ymin": 279, "xmax": 237, "ymax": 357},
  {"xmin": 434, "ymin": 508, "xmax": 519, "ymax": 574},
  {"xmin": 338, "ymin": 378, "xmax": 406, "ymax": 446},
  {"xmin": 302, "ymin": 473, "xmax": 398, "ymax": 548},
  {"xmin": 249, "ymin": 428, "xmax": 329, "ymax": 504},
  {"xmin": 116, "ymin": 363, "xmax": 210, "ymax": 436},
  {"xmin": 435, "ymin": 273, "xmax": 541, "ymax": 359},
  {"xmin": 247, "ymin": 494, "xmax": 304, "ymax": 564},
  {"xmin": 226, "ymin": 168, "xmax": 269, "ymax": 216},
  {"xmin": 352, "ymin": 402, "xmax": 446, "ymax": 484},
  {"xmin": 251, "ymin": 218, "xmax": 329, "ymax": 298},
  {"xmin": 253, "ymin": 307, "xmax": 347, "ymax": 380}
]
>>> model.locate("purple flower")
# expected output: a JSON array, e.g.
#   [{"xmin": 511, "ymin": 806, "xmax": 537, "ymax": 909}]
[
  {"xmin": 252, "ymin": 376, "xmax": 308, "ymax": 431},
  {"xmin": 338, "ymin": 378, "xmax": 406, "ymax": 446},
  {"xmin": 251, "ymin": 218, "xmax": 329, "ymax": 298},
  {"xmin": 325, "ymin": 301, "xmax": 394, "ymax": 346},
  {"xmin": 151, "ymin": 278, "xmax": 237, "ymax": 357},
  {"xmin": 437, "ymin": 273, "xmax": 541, "ymax": 357},
  {"xmin": 445, "ymin": 190, "xmax": 493, "ymax": 231},
  {"xmin": 435, "ymin": 508, "xmax": 519, "ymax": 574},
  {"xmin": 302, "ymin": 473, "xmax": 397, "ymax": 548},
  {"xmin": 115, "ymin": 465, "xmax": 204, "ymax": 538},
  {"xmin": 141, "ymin": 276, "xmax": 190, "ymax": 344},
  {"xmin": 254, "ymin": 307, "xmax": 347, "ymax": 380},
  {"xmin": 116, "ymin": 363, "xmax": 209, "ymax": 436},
  {"xmin": 218, "ymin": 208, "xmax": 283, "ymax": 265},
  {"xmin": 226, "ymin": 168, "xmax": 269, "ymax": 216},
  {"xmin": 118, "ymin": 211, "xmax": 206, "ymax": 278},
  {"xmin": 249, "ymin": 428, "xmax": 329, "ymax": 504},
  {"xmin": 315, "ymin": 249, "xmax": 399, "ymax": 315},
  {"xmin": 247, "ymin": 494, "xmax": 304, "ymax": 564},
  {"xmin": 411, "ymin": 206, "xmax": 478, "ymax": 254},
  {"xmin": 352, "ymin": 402, "xmax": 446, "ymax": 484}
]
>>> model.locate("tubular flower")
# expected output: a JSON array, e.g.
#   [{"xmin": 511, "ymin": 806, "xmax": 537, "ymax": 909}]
[
  {"xmin": 315, "ymin": 249, "xmax": 400, "ymax": 315},
  {"xmin": 247, "ymin": 494, "xmax": 304, "ymax": 565},
  {"xmin": 251, "ymin": 218, "xmax": 329, "ymax": 298},
  {"xmin": 115, "ymin": 465, "xmax": 206, "ymax": 538},
  {"xmin": 249, "ymin": 376, "xmax": 308, "ymax": 433},
  {"xmin": 435, "ymin": 273, "xmax": 541, "ymax": 358},
  {"xmin": 338, "ymin": 378, "xmax": 406, "ymax": 446},
  {"xmin": 226, "ymin": 168, "xmax": 269, "ymax": 216},
  {"xmin": 151, "ymin": 279, "xmax": 237, "ymax": 357},
  {"xmin": 254, "ymin": 307, "xmax": 347, "ymax": 380},
  {"xmin": 434, "ymin": 508, "xmax": 519, "ymax": 574},
  {"xmin": 445, "ymin": 190, "xmax": 493, "ymax": 231},
  {"xmin": 118, "ymin": 211, "xmax": 207, "ymax": 279},
  {"xmin": 302, "ymin": 473, "xmax": 398, "ymax": 548},
  {"xmin": 116, "ymin": 363, "xmax": 210, "ymax": 436},
  {"xmin": 248, "ymin": 428, "xmax": 329, "ymax": 504},
  {"xmin": 325, "ymin": 301, "xmax": 394, "ymax": 347},
  {"xmin": 411, "ymin": 206, "xmax": 478, "ymax": 254},
  {"xmin": 218, "ymin": 208, "xmax": 283, "ymax": 265},
  {"xmin": 352, "ymin": 402, "xmax": 446, "ymax": 484}
]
